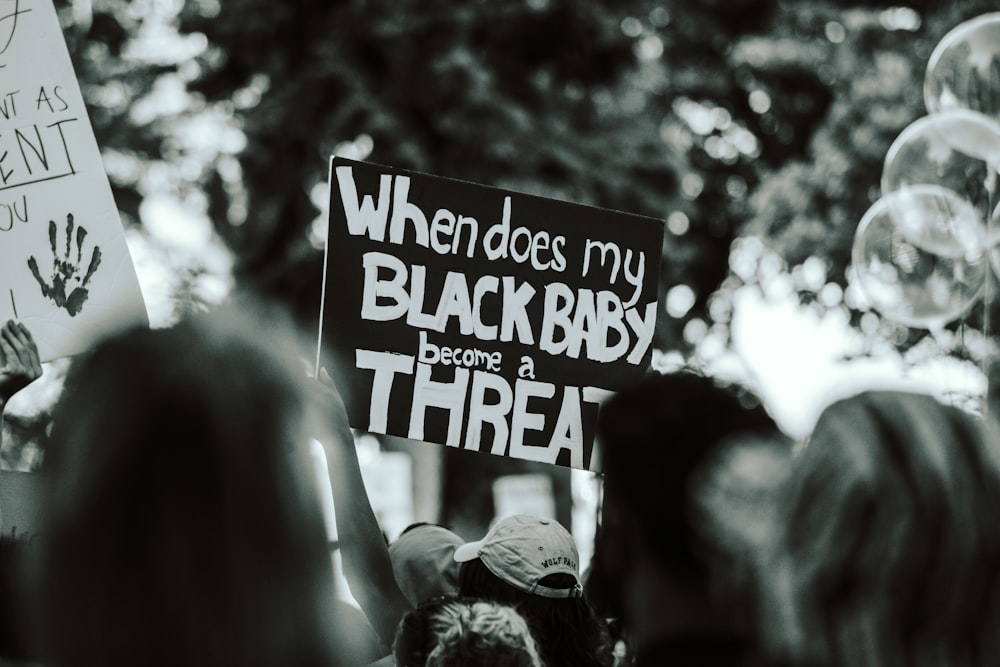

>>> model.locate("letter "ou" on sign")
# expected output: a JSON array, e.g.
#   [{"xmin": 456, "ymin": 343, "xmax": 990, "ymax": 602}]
[{"xmin": 0, "ymin": 194, "xmax": 27, "ymax": 232}]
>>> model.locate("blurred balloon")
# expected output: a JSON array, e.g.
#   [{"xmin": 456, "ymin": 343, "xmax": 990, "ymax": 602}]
[
  {"xmin": 882, "ymin": 109, "xmax": 1000, "ymax": 227},
  {"xmin": 852, "ymin": 184, "xmax": 988, "ymax": 330},
  {"xmin": 925, "ymin": 13, "xmax": 1000, "ymax": 121}
]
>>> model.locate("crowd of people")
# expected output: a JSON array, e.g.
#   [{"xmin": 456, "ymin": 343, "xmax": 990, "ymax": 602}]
[{"xmin": 1, "ymin": 300, "xmax": 1000, "ymax": 667}]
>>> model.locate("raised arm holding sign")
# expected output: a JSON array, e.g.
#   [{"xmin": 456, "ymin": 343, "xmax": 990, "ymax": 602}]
[
  {"xmin": 0, "ymin": 319, "xmax": 42, "ymax": 450},
  {"xmin": 0, "ymin": 321, "xmax": 41, "ymax": 407},
  {"xmin": 318, "ymin": 158, "xmax": 664, "ymax": 471},
  {"xmin": 310, "ymin": 366, "xmax": 411, "ymax": 651}
]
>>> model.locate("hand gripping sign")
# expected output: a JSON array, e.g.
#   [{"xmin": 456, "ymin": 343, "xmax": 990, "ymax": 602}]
[{"xmin": 318, "ymin": 158, "xmax": 664, "ymax": 471}]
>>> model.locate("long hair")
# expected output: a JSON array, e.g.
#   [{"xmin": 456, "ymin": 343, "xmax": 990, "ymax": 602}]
[
  {"xmin": 458, "ymin": 558, "xmax": 612, "ymax": 667},
  {"xmin": 34, "ymin": 305, "xmax": 347, "ymax": 667},
  {"xmin": 765, "ymin": 390, "xmax": 1000, "ymax": 667}
]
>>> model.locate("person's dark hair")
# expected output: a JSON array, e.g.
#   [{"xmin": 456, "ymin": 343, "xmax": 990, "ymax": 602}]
[
  {"xmin": 33, "ymin": 305, "xmax": 350, "ymax": 667},
  {"xmin": 596, "ymin": 370, "xmax": 783, "ymax": 586},
  {"xmin": 589, "ymin": 370, "xmax": 789, "ymax": 667},
  {"xmin": 459, "ymin": 557, "xmax": 612, "ymax": 667},
  {"xmin": 766, "ymin": 390, "xmax": 1000, "ymax": 667}
]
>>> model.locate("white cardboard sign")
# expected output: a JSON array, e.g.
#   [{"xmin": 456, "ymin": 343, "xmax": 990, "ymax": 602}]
[{"xmin": 0, "ymin": 0, "xmax": 147, "ymax": 362}]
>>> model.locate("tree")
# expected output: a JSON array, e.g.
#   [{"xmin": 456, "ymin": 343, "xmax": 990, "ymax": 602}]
[
  {"xmin": 722, "ymin": 1, "xmax": 999, "ymax": 398},
  {"xmin": 45, "ymin": 0, "xmax": 996, "ymax": 351}
]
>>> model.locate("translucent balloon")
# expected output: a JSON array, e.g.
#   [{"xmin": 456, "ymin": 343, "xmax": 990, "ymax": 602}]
[
  {"xmin": 851, "ymin": 184, "xmax": 988, "ymax": 329},
  {"xmin": 925, "ymin": 13, "xmax": 1000, "ymax": 121},
  {"xmin": 882, "ymin": 109, "xmax": 1000, "ymax": 226}
]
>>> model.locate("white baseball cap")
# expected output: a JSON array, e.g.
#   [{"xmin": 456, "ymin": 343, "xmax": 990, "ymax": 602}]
[{"xmin": 453, "ymin": 515, "xmax": 582, "ymax": 599}]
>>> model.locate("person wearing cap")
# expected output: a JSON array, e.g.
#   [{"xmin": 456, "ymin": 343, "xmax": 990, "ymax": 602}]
[
  {"xmin": 454, "ymin": 514, "xmax": 613, "ymax": 667},
  {"xmin": 389, "ymin": 523, "xmax": 464, "ymax": 607}
]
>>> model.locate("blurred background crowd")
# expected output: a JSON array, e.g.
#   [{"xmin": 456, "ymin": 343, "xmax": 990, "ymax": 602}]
[{"xmin": 4, "ymin": 306, "xmax": 1000, "ymax": 667}]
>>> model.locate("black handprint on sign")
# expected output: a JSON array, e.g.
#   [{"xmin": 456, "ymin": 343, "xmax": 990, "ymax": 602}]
[{"xmin": 27, "ymin": 213, "xmax": 102, "ymax": 317}]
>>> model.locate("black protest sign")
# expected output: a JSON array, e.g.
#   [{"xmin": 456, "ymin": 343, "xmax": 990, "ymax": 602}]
[{"xmin": 319, "ymin": 158, "xmax": 663, "ymax": 471}]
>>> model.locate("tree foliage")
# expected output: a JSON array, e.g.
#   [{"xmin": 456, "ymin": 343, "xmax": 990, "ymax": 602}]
[
  {"xmin": 50, "ymin": 0, "xmax": 999, "ymax": 353},
  {"xmin": 171, "ymin": 0, "xmax": 996, "ymax": 350}
]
